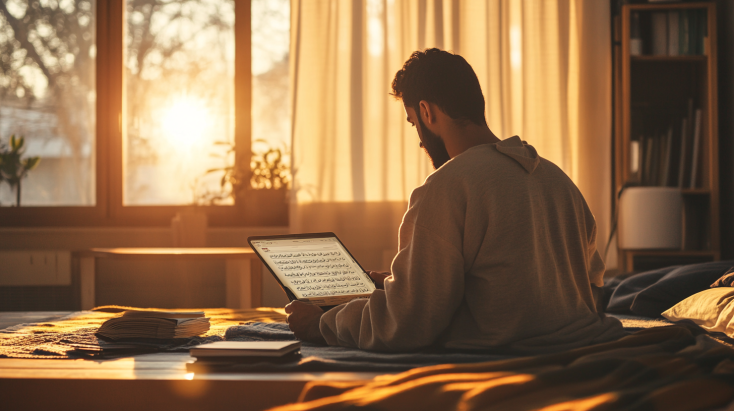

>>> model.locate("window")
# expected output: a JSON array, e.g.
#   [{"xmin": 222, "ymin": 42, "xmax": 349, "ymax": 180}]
[
  {"xmin": 0, "ymin": 0, "xmax": 96, "ymax": 206},
  {"xmin": 124, "ymin": 0, "xmax": 235, "ymax": 206},
  {"xmin": 0, "ymin": 0, "xmax": 289, "ymax": 226}
]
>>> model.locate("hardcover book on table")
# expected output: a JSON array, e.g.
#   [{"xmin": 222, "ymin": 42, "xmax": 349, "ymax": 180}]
[{"xmin": 190, "ymin": 340, "xmax": 301, "ymax": 358}]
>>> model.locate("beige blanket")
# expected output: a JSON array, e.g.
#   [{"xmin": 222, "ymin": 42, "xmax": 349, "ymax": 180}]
[{"xmin": 272, "ymin": 326, "xmax": 734, "ymax": 411}]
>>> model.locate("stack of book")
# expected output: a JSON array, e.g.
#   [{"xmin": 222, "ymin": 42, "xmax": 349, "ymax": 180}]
[
  {"xmin": 630, "ymin": 100, "xmax": 703, "ymax": 189},
  {"xmin": 67, "ymin": 310, "xmax": 212, "ymax": 358},
  {"xmin": 632, "ymin": 9, "xmax": 708, "ymax": 56},
  {"xmin": 95, "ymin": 310, "xmax": 211, "ymax": 340},
  {"xmin": 187, "ymin": 340, "xmax": 302, "ymax": 373}
]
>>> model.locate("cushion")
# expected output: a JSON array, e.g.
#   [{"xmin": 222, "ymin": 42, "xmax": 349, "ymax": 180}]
[
  {"xmin": 710, "ymin": 267, "xmax": 734, "ymax": 288},
  {"xmin": 662, "ymin": 287, "xmax": 734, "ymax": 338}
]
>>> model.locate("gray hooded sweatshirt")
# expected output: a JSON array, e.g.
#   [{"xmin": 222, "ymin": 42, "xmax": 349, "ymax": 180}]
[{"xmin": 319, "ymin": 136, "xmax": 625, "ymax": 353}]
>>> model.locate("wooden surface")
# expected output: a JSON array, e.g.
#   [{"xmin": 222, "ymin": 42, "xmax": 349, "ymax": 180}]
[
  {"xmin": 615, "ymin": 2, "xmax": 720, "ymax": 273},
  {"xmin": 0, "ymin": 312, "xmax": 383, "ymax": 411},
  {"xmin": 72, "ymin": 248, "xmax": 263, "ymax": 309},
  {"xmin": 0, "ymin": 354, "xmax": 380, "ymax": 411},
  {"xmin": 80, "ymin": 247, "xmax": 257, "ymax": 259}
]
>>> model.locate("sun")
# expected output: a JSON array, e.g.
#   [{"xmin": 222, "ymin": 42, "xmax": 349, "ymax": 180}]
[{"xmin": 160, "ymin": 97, "xmax": 212, "ymax": 149}]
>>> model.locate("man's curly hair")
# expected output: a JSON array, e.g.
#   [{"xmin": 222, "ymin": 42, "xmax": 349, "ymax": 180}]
[{"xmin": 391, "ymin": 48, "xmax": 487, "ymax": 126}]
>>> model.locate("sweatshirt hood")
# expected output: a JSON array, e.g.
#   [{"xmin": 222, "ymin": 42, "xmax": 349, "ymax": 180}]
[{"xmin": 495, "ymin": 136, "xmax": 540, "ymax": 173}]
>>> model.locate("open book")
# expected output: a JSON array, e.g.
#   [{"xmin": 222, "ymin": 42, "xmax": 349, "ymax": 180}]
[{"xmin": 95, "ymin": 310, "xmax": 210, "ymax": 340}]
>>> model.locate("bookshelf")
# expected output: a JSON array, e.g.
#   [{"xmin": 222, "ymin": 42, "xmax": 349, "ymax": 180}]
[{"xmin": 614, "ymin": 2, "xmax": 719, "ymax": 273}]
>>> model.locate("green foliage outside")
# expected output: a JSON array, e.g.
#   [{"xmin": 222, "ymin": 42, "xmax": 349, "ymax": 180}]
[
  {"xmin": 0, "ymin": 135, "xmax": 41, "ymax": 206},
  {"xmin": 193, "ymin": 140, "xmax": 290, "ymax": 206}
]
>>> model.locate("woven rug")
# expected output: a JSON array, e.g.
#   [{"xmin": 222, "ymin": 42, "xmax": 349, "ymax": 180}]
[{"xmin": 0, "ymin": 306, "xmax": 286, "ymax": 359}]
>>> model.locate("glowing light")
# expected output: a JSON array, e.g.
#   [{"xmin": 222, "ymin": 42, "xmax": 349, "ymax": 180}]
[
  {"xmin": 160, "ymin": 97, "xmax": 212, "ymax": 150},
  {"xmin": 510, "ymin": 25, "xmax": 522, "ymax": 69},
  {"xmin": 184, "ymin": 372, "xmax": 195, "ymax": 380}
]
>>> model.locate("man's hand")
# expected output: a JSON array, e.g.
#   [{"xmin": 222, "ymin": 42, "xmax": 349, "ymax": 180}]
[
  {"xmin": 368, "ymin": 271, "xmax": 391, "ymax": 290},
  {"xmin": 284, "ymin": 300, "xmax": 327, "ymax": 345}
]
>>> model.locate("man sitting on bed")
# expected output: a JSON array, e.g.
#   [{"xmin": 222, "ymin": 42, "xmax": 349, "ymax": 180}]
[{"xmin": 285, "ymin": 48, "xmax": 625, "ymax": 354}]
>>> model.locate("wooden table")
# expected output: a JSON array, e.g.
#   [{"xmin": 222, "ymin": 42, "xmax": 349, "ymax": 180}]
[
  {"xmin": 73, "ymin": 248, "xmax": 264, "ymax": 310},
  {"xmin": 0, "ymin": 312, "xmax": 384, "ymax": 411},
  {"xmin": 0, "ymin": 354, "xmax": 381, "ymax": 411}
]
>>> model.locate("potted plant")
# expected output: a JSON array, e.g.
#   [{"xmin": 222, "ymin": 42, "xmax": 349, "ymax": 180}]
[
  {"xmin": 0, "ymin": 135, "xmax": 41, "ymax": 207},
  {"xmin": 194, "ymin": 139, "xmax": 290, "ymax": 224}
]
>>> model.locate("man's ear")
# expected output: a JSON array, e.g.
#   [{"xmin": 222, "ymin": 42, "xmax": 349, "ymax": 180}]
[{"xmin": 418, "ymin": 100, "xmax": 437, "ymax": 125}]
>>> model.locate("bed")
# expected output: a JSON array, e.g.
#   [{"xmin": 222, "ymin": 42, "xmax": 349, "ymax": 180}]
[{"xmin": 3, "ymin": 261, "xmax": 734, "ymax": 410}]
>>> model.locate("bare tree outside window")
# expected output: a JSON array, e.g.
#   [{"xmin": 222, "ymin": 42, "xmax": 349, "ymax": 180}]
[{"xmin": 0, "ymin": 0, "xmax": 96, "ymax": 206}]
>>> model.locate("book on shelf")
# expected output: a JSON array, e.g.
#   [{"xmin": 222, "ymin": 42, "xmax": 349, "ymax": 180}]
[
  {"xmin": 677, "ymin": 116, "xmax": 687, "ymax": 188},
  {"xmin": 630, "ymin": 140, "xmax": 641, "ymax": 179},
  {"xmin": 633, "ymin": 8, "xmax": 706, "ymax": 56},
  {"xmin": 631, "ymin": 101, "xmax": 702, "ymax": 189},
  {"xmin": 689, "ymin": 109, "xmax": 703, "ymax": 188},
  {"xmin": 643, "ymin": 136, "xmax": 654, "ymax": 185},
  {"xmin": 661, "ymin": 126, "xmax": 673, "ymax": 187},
  {"xmin": 95, "ymin": 310, "xmax": 210, "ymax": 341},
  {"xmin": 667, "ymin": 11, "xmax": 679, "ymax": 56},
  {"xmin": 651, "ymin": 12, "xmax": 668, "ymax": 56},
  {"xmin": 680, "ymin": 9, "xmax": 690, "ymax": 55},
  {"xmin": 679, "ymin": 99, "xmax": 694, "ymax": 188}
]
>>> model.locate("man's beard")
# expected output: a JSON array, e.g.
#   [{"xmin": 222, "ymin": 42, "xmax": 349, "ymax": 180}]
[{"xmin": 417, "ymin": 115, "xmax": 451, "ymax": 170}]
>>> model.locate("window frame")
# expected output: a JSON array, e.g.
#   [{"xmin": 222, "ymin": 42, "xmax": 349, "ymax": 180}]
[{"xmin": 0, "ymin": 0, "xmax": 285, "ymax": 227}]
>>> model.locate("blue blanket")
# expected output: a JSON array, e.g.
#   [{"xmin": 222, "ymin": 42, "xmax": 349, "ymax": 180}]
[{"xmin": 604, "ymin": 260, "xmax": 734, "ymax": 317}]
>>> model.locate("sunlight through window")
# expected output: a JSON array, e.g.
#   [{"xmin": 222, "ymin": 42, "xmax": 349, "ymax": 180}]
[
  {"xmin": 123, "ymin": 0, "xmax": 235, "ymax": 205},
  {"xmin": 160, "ymin": 97, "xmax": 213, "ymax": 151},
  {"xmin": 123, "ymin": 0, "xmax": 291, "ymax": 206}
]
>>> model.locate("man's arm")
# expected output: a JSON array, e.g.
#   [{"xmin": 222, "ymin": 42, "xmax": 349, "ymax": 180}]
[
  {"xmin": 318, "ymin": 223, "xmax": 465, "ymax": 351},
  {"xmin": 286, "ymin": 271, "xmax": 389, "ymax": 344},
  {"xmin": 285, "ymin": 301, "xmax": 327, "ymax": 344},
  {"xmin": 367, "ymin": 271, "xmax": 390, "ymax": 289}
]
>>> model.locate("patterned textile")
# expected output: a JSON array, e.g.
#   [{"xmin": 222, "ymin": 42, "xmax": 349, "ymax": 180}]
[{"xmin": 0, "ymin": 306, "xmax": 286, "ymax": 359}]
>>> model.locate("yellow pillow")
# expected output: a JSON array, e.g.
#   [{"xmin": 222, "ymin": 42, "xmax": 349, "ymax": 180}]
[{"xmin": 661, "ymin": 287, "xmax": 734, "ymax": 338}]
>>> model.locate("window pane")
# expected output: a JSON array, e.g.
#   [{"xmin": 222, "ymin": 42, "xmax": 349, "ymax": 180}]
[
  {"xmin": 124, "ymin": 0, "xmax": 234, "ymax": 205},
  {"xmin": 0, "ymin": 0, "xmax": 96, "ymax": 206},
  {"xmin": 252, "ymin": 0, "xmax": 290, "ymax": 172}
]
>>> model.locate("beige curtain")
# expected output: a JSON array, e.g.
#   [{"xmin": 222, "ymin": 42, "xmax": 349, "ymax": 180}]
[{"xmin": 290, "ymin": 0, "xmax": 614, "ymax": 270}]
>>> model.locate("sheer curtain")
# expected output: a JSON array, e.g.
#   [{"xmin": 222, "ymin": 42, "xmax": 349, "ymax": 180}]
[{"xmin": 289, "ymin": 0, "xmax": 613, "ymax": 270}]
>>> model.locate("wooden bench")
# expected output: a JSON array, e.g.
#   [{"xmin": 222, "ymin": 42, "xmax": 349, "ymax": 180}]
[{"xmin": 74, "ymin": 248, "xmax": 264, "ymax": 310}]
